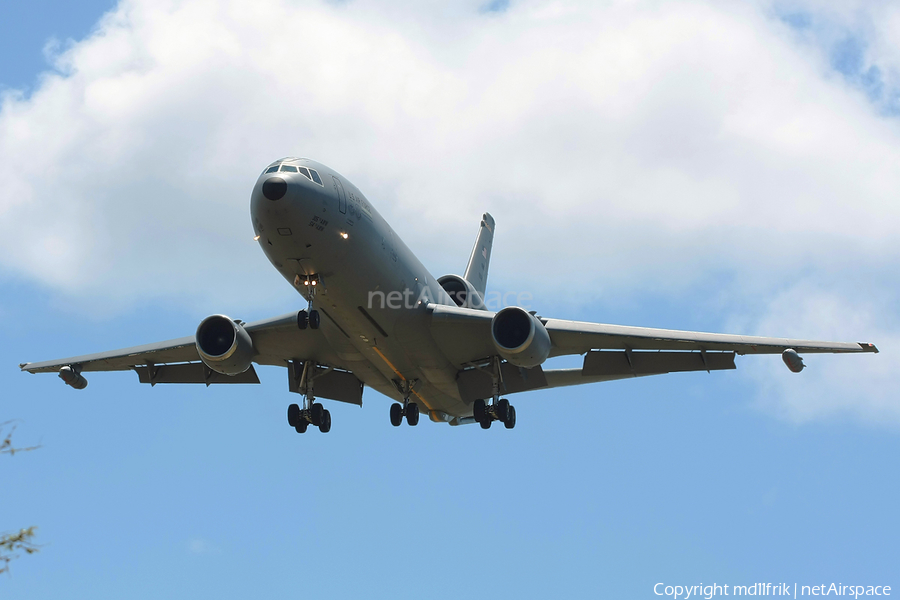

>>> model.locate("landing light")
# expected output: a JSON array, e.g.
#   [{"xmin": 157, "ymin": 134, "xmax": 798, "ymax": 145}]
[
  {"xmin": 253, "ymin": 235, "xmax": 261, "ymax": 241},
  {"xmin": 340, "ymin": 232, "xmax": 349, "ymax": 239}
]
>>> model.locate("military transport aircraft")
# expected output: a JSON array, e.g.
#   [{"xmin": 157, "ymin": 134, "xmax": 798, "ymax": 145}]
[{"xmin": 21, "ymin": 157, "xmax": 879, "ymax": 433}]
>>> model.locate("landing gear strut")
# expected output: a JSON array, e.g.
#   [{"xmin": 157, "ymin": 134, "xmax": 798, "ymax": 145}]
[
  {"xmin": 296, "ymin": 274, "xmax": 321, "ymax": 330},
  {"xmin": 390, "ymin": 379, "xmax": 420, "ymax": 427},
  {"xmin": 287, "ymin": 362, "xmax": 331, "ymax": 434},
  {"xmin": 473, "ymin": 357, "xmax": 517, "ymax": 430}
]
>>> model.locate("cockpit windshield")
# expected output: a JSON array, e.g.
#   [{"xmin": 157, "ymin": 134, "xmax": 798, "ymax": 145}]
[{"xmin": 263, "ymin": 162, "xmax": 324, "ymax": 186}]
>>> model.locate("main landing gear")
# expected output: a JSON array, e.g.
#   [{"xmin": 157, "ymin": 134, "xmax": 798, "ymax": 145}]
[
  {"xmin": 296, "ymin": 274, "xmax": 321, "ymax": 330},
  {"xmin": 474, "ymin": 357, "xmax": 517, "ymax": 430},
  {"xmin": 287, "ymin": 362, "xmax": 331, "ymax": 434},
  {"xmin": 390, "ymin": 379, "xmax": 420, "ymax": 427},
  {"xmin": 287, "ymin": 401, "xmax": 330, "ymax": 434}
]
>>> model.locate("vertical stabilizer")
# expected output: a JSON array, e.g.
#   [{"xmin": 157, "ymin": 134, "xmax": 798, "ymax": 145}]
[{"xmin": 464, "ymin": 213, "xmax": 495, "ymax": 297}]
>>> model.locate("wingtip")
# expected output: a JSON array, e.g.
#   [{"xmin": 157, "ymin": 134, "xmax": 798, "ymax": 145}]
[
  {"xmin": 19, "ymin": 362, "xmax": 31, "ymax": 371},
  {"xmin": 859, "ymin": 342, "xmax": 879, "ymax": 354}
]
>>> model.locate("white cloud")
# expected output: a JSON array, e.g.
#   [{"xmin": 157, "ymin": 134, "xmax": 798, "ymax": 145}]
[
  {"xmin": 0, "ymin": 0, "xmax": 897, "ymax": 423},
  {"xmin": 731, "ymin": 281, "xmax": 900, "ymax": 427},
  {"xmin": 187, "ymin": 537, "xmax": 221, "ymax": 555}
]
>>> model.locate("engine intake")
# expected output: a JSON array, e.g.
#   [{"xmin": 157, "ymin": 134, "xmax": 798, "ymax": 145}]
[
  {"xmin": 437, "ymin": 275, "xmax": 486, "ymax": 310},
  {"xmin": 196, "ymin": 315, "xmax": 255, "ymax": 375},
  {"xmin": 491, "ymin": 306, "xmax": 551, "ymax": 368}
]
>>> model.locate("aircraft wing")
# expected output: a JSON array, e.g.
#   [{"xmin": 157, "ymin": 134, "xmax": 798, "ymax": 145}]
[
  {"xmin": 20, "ymin": 311, "xmax": 344, "ymax": 381},
  {"xmin": 429, "ymin": 304, "xmax": 879, "ymax": 366}
]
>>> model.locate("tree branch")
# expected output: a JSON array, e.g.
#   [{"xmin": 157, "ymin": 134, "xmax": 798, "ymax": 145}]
[{"xmin": 0, "ymin": 421, "xmax": 41, "ymax": 456}]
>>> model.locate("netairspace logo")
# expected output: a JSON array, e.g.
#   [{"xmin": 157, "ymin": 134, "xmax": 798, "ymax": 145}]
[
  {"xmin": 367, "ymin": 288, "xmax": 533, "ymax": 311},
  {"xmin": 653, "ymin": 582, "xmax": 892, "ymax": 599}
]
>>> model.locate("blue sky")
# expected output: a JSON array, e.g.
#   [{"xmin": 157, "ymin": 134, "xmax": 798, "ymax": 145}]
[{"xmin": 2, "ymin": 1, "xmax": 898, "ymax": 598}]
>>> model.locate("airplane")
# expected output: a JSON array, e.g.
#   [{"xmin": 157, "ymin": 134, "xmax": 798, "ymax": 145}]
[{"xmin": 20, "ymin": 157, "xmax": 879, "ymax": 433}]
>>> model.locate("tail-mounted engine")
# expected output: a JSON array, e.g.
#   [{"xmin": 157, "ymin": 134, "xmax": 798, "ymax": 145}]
[
  {"xmin": 195, "ymin": 315, "xmax": 255, "ymax": 375},
  {"xmin": 438, "ymin": 275, "xmax": 486, "ymax": 310},
  {"xmin": 491, "ymin": 306, "xmax": 551, "ymax": 368}
]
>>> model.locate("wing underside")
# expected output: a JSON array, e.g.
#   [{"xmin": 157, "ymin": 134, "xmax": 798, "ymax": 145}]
[
  {"xmin": 20, "ymin": 312, "xmax": 352, "ymax": 388},
  {"xmin": 428, "ymin": 304, "xmax": 878, "ymax": 401}
]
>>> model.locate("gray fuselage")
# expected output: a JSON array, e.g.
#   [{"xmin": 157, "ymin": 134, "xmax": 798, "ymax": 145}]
[{"xmin": 250, "ymin": 157, "xmax": 468, "ymax": 420}]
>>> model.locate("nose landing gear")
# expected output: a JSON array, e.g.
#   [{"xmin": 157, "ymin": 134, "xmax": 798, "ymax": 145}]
[{"xmin": 296, "ymin": 274, "xmax": 321, "ymax": 330}]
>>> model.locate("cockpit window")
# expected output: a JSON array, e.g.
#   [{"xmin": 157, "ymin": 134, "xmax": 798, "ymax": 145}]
[
  {"xmin": 265, "ymin": 165, "xmax": 279, "ymax": 174},
  {"xmin": 309, "ymin": 169, "xmax": 323, "ymax": 185},
  {"xmin": 280, "ymin": 165, "xmax": 298, "ymax": 173},
  {"xmin": 297, "ymin": 166, "xmax": 312, "ymax": 180}
]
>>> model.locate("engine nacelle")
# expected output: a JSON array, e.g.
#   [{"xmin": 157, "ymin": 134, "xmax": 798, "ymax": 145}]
[
  {"xmin": 196, "ymin": 315, "xmax": 255, "ymax": 375},
  {"xmin": 437, "ymin": 275, "xmax": 486, "ymax": 310},
  {"xmin": 491, "ymin": 306, "xmax": 551, "ymax": 368},
  {"xmin": 782, "ymin": 348, "xmax": 805, "ymax": 373},
  {"xmin": 59, "ymin": 365, "xmax": 88, "ymax": 390}
]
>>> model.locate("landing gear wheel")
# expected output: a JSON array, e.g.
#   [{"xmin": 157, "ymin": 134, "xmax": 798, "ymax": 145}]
[
  {"xmin": 311, "ymin": 403, "xmax": 324, "ymax": 427},
  {"xmin": 390, "ymin": 403, "xmax": 403, "ymax": 427},
  {"xmin": 504, "ymin": 405, "xmax": 516, "ymax": 429},
  {"xmin": 319, "ymin": 409, "xmax": 331, "ymax": 433},
  {"xmin": 295, "ymin": 420, "xmax": 308, "ymax": 434},
  {"xmin": 473, "ymin": 399, "xmax": 486, "ymax": 423},
  {"xmin": 480, "ymin": 417, "xmax": 492, "ymax": 430},
  {"xmin": 287, "ymin": 403, "xmax": 301, "ymax": 427},
  {"xmin": 496, "ymin": 398, "xmax": 510, "ymax": 422},
  {"xmin": 406, "ymin": 403, "xmax": 419, "ymax": 426},
  {"xmin": 297, "ymin": 310, "xmax": 308, "ymax": 330},
  {"xmin": 309, "ymin": 310, "xmax": 320, "ymax": 329}
]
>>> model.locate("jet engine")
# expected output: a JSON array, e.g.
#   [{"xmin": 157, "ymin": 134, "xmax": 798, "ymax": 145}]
[
  {"xmin": 195, "ymin": 315, "xmax": 255, "ymax": 375},
  {"xmin": 491, "ymin": 306, "xmax": 551, "ymax": 368},
  {"xmin": 437, "ymin": 275, "xmax": 486, "ymax": 310}
]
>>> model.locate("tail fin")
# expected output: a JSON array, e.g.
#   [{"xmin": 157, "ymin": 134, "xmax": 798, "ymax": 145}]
[{"xmin": 464, "ymin": 213, "xmax": 495, "ymax": 297}]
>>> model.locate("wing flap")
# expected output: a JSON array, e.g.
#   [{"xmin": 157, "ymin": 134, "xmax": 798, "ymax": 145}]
[
  {"xmin": 134, "ymin": 363, "xmax": 261, "ymax": 385},
  {"xmin": 456, "ymin": 363, "xmax": 548, "ymax": 402},
  {"xmin": 583, "ymin": 350, "xmax": 735, "ymax": 376},
  {"xmin": 287, "ymin": 361, "xmax": 363, "ymax": 405}
]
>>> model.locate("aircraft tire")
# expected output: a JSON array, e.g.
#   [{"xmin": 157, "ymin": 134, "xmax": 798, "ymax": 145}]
[
  {"xmin": 390, "ymin": 403, "xmax": 403, "ymax": 427},
  {"xmin": 496, "ymin": 398, "xmax": 510, "ymax": 422},
  {"xmin": 297, "ymin": 310, "xmax": 308, "ymax": 330},
  {"xmin": 309, "ymin": 310, "xmax": 320, "ymax": 329},
  {"xmin": 319, "ymin": 409, "xmax": 331, "ymax": 433},
  {"xmin": 473, "ymin": 399, "xmax": 486, "ymax": 423},
  {"xmin": 295, "ymin": 420, "xmax": 308, "ymax": 434},
  {"xmin": 480, "ymin": 417, "xmax": 492, "ymax": 430},
  {"xmin": 406, "ymin": 403, "xmax": 419, "ymax": 426},
  {"xmin": 311, "ymin": 403, "xmax": 324, "ymax": 427},
  {"xmin": 504, "ymin": 405, "xmax": 516, "ymax": 430},
  {"xmin": 287, "ymin": 403, "xmax": 301, "ymax": 427}
]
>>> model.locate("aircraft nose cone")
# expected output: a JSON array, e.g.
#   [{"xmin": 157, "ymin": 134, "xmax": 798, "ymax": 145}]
[{"xmin": 262, "ymin": 177, "xmax": 287, "ymax": 200}]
